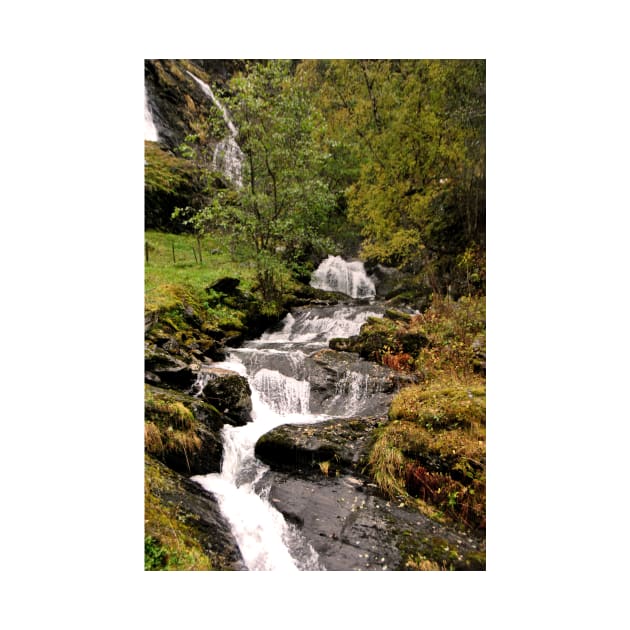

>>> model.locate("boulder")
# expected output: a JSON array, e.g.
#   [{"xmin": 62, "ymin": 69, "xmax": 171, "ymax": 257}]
[
  {"xmin": 255, "ymin": 416, "xmax": 384, "ymax": 476},
  {"xmin": 200, "ymin": 367, "xmax": 252, "ymax": 426},
  {"xmin": 305, "ymin": 349, "xmax": 417, "ymax": 417},
  {"xmin": 144, "ymin": 344, "xmax": 197, "ymax": 390},
  {"xmin": 145, "ymin": 385, "xmax": 228, "ymax": 475},
  {"xmin": 145, "ymin": 455, "xmax": 245, "ymax": 570},
  {"xmin": 262, "ymin": 471, "xmax": 485, "ymax": 571},
  {"xmin": 207, "ymin": 277, "xmax": 241, "ymax": 295}
]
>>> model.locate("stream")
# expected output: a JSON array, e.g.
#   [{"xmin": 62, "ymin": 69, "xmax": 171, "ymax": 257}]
[{"xmin": 191, "ymin": 256, "xmax": 385, "ymax": 570}]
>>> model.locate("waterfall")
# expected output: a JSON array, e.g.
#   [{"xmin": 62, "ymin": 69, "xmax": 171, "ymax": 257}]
[
  {"xmin": 310, "ymin": 255, "xmax": 376, "ymax": 299},
  {"xmin": 144, "ymin": 87, "xmax": 159, "ymax": 142},
  {"xmin": 186, "ymin": 70, "xmax": 244, "ymax": 187},
  {"xmin": 192, "ymin": 266, "xmax": 386, "ymax": 570},
  {"xmin": 253, "ymin": 369, "xmax": 310, "ymax": 415},
  {"xmin": 192, "ymin": 356, "xmax": 325, "ymax": 571}
]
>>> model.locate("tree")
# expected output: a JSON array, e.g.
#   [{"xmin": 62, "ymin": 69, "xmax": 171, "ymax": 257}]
[
  {"xmin": 180, "ymin": 60, "xmax": 336, "ymax": 303},
  {"xmin": 298, "ymin": 59, "xmax": 486, "ymax": 295}
]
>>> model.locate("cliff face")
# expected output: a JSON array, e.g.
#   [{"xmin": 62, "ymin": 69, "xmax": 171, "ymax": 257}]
[
  {"xmin": 144, "ymin": 59, "xmax": 246, "ymax": 151},
  {"xmin": 144, "ymin": 59, "xmax": 249, "ymax": 230}
]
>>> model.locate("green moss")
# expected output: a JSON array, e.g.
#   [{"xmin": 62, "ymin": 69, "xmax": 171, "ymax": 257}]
[
  {"xmin": 144, "ymin": 456, "xmax": 214, "ymax": 571},
  {"xmin": 144, "ymin": 388, "xmax": 202, "ymax": 465}
]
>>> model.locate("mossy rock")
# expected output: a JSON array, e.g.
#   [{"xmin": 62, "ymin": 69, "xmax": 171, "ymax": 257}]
[
  {"xmin": 255, "ymin": 416, "xmax": 384, "ymax": 476},
  {"xmin": 144, "ymin": 385, "xmax": 226, "ymax": 474},
  {"xmin": 200, "ymin": 368, "xmax": 252, "ymax": 426},
  {"xmin": 145, "ymin": 455, "xmax": 244, "ymax": 570}
]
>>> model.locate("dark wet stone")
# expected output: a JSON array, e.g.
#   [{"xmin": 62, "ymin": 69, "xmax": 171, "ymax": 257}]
[
  {"xmin": 264, "ymin": 472, "xmax": 484, "ymax": 571},
  {"xmin": 255, "ymin": 416, "xmax": 384, "ymax": 476},
  {"xmin": 145, "ymin": 385, "xmax": 227, "ymax": 475},
  {"xmin": 200, "ymin": 367, "xmax": 252, "ymax": 426},
  {"xmin": 144, "ymin": 345, "xmax": 197, "ymax": 390},
  {"xmin": 306, "ymin": 348, "xmax": 416, "ymax": 416},
  {"xmin": 207, "ymin": 277, "xmax": 241, "ymax": 294}
]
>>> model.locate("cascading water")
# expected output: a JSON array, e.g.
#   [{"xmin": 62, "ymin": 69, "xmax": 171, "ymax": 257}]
[
  {"xmin": 310, "ymin": 255, "xmax": 376, "ymax": 299},
  {"xmin": 192, "ymin": 258, "xmax": 385, "ymax": 570},
  {"xmin": 186, "ymin": 71, "xmax": 244, "ymax": 188},
  {"xmin": 144, "ymin": 87, "xmax": 160, "ymax": 142}
]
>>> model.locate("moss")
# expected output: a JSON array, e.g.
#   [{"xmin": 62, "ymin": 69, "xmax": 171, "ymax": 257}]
[
  {"xmin": 144, "ymin": 456, "xmax": 214, "ymax": 571},
  {"xmin": 144, "ymin": 387, "xmax": 203, "ymax": 468}
]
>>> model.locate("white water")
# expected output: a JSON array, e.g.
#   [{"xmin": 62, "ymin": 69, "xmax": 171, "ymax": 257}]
[
  {"xmin": 310, "ymin": 255, "xmax": 376, "ymax": 299},
  {"xmin": 192, "ymin": 357, "xmax": 325, "ymax": 571},
  {"xmin": 186, "ymin": 71, "xmax": 244, "ymax": 187},
  {"xmin": 144, "ymin": 87, "xmax": 159, "ymax": 142},
  {"xmin": 192, "ymin": 275, "xmax": 384, "ymax": 570}
]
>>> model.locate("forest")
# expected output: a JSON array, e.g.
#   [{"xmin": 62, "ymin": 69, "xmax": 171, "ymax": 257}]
[
  {"xmin": 146, "ymin": 59, "xmax": 485, "ymax": 300},
  {"xmin": 144, "ymin": 59, "xmax": 486, "ymax": 571}
]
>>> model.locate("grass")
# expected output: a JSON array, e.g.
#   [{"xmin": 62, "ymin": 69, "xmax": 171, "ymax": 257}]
[
  {"xmin": 145, "ymin": 230, "xmax": 258, "ymax": 314},
  {"xmin": 144, "ymin": 387, "xmax": 202, "ymax": 471},
  {"xmin": 366, "ymin": 295, "xmax": 486, "ymax": 532}
]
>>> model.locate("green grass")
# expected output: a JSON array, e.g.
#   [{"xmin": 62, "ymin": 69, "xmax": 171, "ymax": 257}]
[{"xmin": 145, "ymin": 230, "xmax": 258, "ymax": 314}]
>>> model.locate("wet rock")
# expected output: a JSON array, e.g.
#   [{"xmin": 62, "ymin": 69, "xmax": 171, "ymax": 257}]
[
  {"xmin": 287, "ymin": 285, "xmax": 352, "ymax": 307},
  {"xmin": 255, "ymin": 416, "xmax": 384, "ymax": 476},
  {"xmin": 264, "ymin": 472, "xmax": 484, "ymax": 571},
  {"xmin": 144, "ymin": 345, "xmax": 197, "ymax": 390},
  {"xmin": 306, "ymin": 349, "xmax": 416, "ymax": 417},
  {"xmin": 145, "ymin": 455, "xmax": 245, "ymax": 570},
  {"xmin": 145, "ymin": 384, "xmax": 227, "ymax": 474},
  {"xmin": 200, "ymin": 368, "xmax": 252, "ymax": 426},
  {"xmin": 367, "ymin": 264, "xmax": 407, "ymax": 299},
  {"xmin": 384, "ymin": 308, "xmax": 412, "ymax": 323},
  {"xmin": 207, "ymin": 277, "xmax": 241, "ymax": 295}
]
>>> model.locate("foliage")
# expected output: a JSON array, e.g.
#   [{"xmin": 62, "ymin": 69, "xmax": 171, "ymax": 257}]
[
  {"xmin": 297, "ymin": 59, "xmax": 485, "ymax": 294},
  {"xmin": 409, "ymin": 295, "xmax": 485, "ymax": 380},
  {"xmin": 144, "ymin": 535, "xmax": 168, "ymax": 570},
  {"xmin": 144, "ymin": 142, "xmax": 201, "ymax": 230},
  {"xmin": 390, "ymin": 376, "xmax": 486, "ymax": 430},
  {"xmin": 172, "ymin": 61, "xmax": 338, "ymax": 308},
  {"xmin": 144, "ymin": 230, "xmax": 256, "ymax": 323},
  {"xmin": 364, "ymin": 295, "xmax": 486, "ymax": 532},
  {"xmin": 144, "ymin": 142, "xmax": 193, "ymax": 195}
]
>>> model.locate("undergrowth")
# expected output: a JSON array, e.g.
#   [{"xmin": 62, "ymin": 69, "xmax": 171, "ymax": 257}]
[{"xmin": 366, "ymin": 295, "xmax": 486, "ymax": 533}]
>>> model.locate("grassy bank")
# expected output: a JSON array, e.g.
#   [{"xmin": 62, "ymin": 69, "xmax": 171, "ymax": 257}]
[
  {"xmin": 363, "ymin": 296, "xmax": 486, "ymax": 537},
  {"xmin": 145, "ymin": 230, "xmax": 258, "ymax": 313}
]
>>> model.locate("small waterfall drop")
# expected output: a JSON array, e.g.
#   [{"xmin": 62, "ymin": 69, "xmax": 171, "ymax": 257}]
[
  {"xmin": 186, "ymin": 70, "xmax": 244, "ymax": 187},
  {"xmin": 310, "ymin": 255, "xmax": 376, "ymax": 299},
  {"xmin": 144, "ymin": 87, "xmax": 159, "ymax": 142}
]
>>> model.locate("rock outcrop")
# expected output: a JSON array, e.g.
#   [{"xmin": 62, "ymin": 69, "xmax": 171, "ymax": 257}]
[
  {"xmin": 199, "ymin": 367, "xmax": 252, "ymax": 426},
  {"xmin": 255, "ymin": 416, "xmax": 384, "ymax": 476},
  {"xmin": 145, "ymin": 455, "xmax": 245, "ymax": 570}
]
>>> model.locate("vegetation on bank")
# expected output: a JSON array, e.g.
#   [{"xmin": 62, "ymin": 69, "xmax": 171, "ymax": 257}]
[
  {"xmin": 144, "ymin": 455, "xmax": 214, "ymax": 571},
  {"xmin": 358, "ymin": 296, "xmax": 486, "ymax": 535}
]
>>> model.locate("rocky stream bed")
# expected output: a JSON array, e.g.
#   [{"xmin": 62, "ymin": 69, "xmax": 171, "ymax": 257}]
[{"xmin": 145, "ymin": 270, "xmax": 485, "ymax": 570}]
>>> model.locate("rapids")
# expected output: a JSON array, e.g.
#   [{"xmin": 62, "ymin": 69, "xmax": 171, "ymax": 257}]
[{"xmin": 192, "ymin": 259, "xmax": 384, "ymax": 570}]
